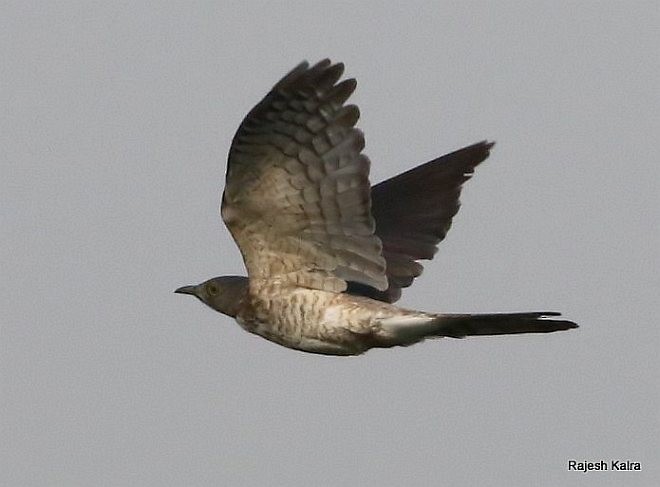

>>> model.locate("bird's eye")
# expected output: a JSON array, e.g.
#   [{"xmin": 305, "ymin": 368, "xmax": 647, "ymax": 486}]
[{"xmin": 207, "ymin": 284, "xmax": 218, "ymax": 296}]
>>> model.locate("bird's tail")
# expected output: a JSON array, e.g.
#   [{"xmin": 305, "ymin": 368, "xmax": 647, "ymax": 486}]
[{"xmin": 379, "ymin": 312, "xmax": 577, "ymax": 345}]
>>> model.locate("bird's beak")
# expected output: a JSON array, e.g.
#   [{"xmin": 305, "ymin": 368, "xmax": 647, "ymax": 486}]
[{"xmin": 174, "ymin": 285, "xmax": 197, "ymax": 295}]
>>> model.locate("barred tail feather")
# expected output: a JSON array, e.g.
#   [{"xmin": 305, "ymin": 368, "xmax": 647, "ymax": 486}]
[
  {"xmin": 380, "ymin": 312, "xmax": 577, "ymax": 345},
  {"xmin": 433, "ymin": 312, "xmax": 578, "ymax": 338}
]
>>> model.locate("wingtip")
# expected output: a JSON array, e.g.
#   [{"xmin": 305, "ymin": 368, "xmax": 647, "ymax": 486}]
[
  {"xmin": 475, "ymin": 140, "xmax": 495, "ymax": 153},
  {"xmin": 314, "ymin": 58, "xmax": 332, "ymax": 68}
]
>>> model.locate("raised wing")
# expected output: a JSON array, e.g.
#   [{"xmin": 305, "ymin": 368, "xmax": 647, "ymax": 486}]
[
  {"xmin": 222, "ymin": 60, "xmax": 387, "ymax": 293},
  {"xmin": 347, "ymin": 141, "xmax": 494, "ymax": 302}
]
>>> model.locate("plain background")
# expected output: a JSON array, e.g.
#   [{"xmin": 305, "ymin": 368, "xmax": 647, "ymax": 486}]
[{"xmin": 2, "ymin": 1, "xmax": 658, "ymax": 486}]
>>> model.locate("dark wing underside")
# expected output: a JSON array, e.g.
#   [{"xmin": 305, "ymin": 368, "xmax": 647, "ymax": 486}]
[{"xmin": 347, "ymin": 141, "xmax": 494, "ymax": 302}]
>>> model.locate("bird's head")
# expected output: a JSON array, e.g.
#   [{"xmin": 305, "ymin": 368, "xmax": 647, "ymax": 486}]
[{"xmin": 174, "ymin": 275, "xmax": 248, "ymax": 318}]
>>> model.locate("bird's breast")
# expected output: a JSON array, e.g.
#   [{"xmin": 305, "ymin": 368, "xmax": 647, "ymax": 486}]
[{"xmin": 236, "ymin": 283, "xmax": 327, "ymax": 347}]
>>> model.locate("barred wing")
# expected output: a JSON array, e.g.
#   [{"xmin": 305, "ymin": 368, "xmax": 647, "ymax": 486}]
[{"xmin": 222, "ymin": 60, "xmax": 387, "ymax": 292}]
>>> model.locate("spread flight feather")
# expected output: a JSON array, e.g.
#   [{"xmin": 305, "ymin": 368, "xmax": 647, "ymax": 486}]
[{"xmin": 176, "ymin": 59, "xmax": 577, "ymax": 356}]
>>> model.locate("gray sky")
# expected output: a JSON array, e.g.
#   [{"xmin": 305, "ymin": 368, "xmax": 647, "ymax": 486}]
[{"xmin": 2, "ymin": 1, "xmax": 658, "ymax": 486}]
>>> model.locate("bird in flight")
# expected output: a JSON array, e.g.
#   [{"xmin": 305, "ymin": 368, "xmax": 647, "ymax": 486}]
[{"xmin": 175, "ymin": 59, "xmax": 577, "ymax": 356}]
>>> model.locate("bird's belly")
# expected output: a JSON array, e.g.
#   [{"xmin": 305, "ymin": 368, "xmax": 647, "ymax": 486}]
[
  {"xmin": 295, "ymin": 336, "xmax": 362, "ymax": 356},
  {"xmin": 235, "ymin": 314, "xmax": 364, "ymax": 356},
  {"xmin": 236, "ymin": 285, "xmax": 390, "ymax": 355}
]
